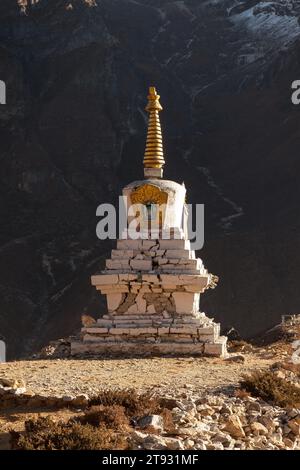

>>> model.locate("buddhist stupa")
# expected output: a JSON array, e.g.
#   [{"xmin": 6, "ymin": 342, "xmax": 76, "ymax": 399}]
[{"xmin": 71, "ymin": 87, "xmax": 227, "ymax": 357}]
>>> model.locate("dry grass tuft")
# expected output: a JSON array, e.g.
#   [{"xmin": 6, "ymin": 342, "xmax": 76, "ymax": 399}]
[
  {"xmin": 10, "ymin": 416, "xmax": 128, "ymax": 450},
  {"xmin": 240, "ymin": 370, "xmax": 300, "ymax": 408}
]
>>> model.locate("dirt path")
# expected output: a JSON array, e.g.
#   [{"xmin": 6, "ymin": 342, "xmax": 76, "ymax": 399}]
[
  {"xmin": 0, "ymin": 354, "xmax": 275, "ymax": 396},
  {"xmin": 0, "ymin": 350, "xmax": 287, "ymax": 450}
]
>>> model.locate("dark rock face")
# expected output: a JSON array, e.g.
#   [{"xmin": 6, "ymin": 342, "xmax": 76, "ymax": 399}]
[{"xmin": 1, "ymin": 0, "xmax": 300, "ymax": 358}]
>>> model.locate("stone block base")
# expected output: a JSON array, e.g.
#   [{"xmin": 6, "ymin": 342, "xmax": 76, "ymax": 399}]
[{"xmin": 71, "ymin": 336, "xmax": 227, "ymax": 358}]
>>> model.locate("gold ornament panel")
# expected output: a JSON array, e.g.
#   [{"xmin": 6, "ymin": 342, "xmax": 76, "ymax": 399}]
[{"xmin": 130, "ymin": 184, "xmax": 168, "ymax": 206}]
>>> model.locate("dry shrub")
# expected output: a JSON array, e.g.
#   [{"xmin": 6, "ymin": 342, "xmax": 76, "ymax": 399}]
[
  {"xmin": 10, "ymin": 389, "xmax": 177, "ymax": 449},
  {"xmin": 228, "ymin": 340, "xmax": 253, "ymax": 353},
  {"xmin": 278, "ymin": 362, "xmax": 300, "ymax": 377},
  {"xmin": 89, "ymin": 389, "xmax": 161, "ymax": 418},
  {"xmin": 240, "ymin": 370, "xmax": 300, "ymax": 408},
  {"xmin": 88, "ymin": 389, "xmax": 175, "ymax": 434},
  {"xmin": 160, "ymin": 408, "xmax": 176, "ymax": 434},
  {"xmin": 234, "ymin": 388, "xmax": 250, "ymax": 399},
  {"xmin": 10, "ymin": 416, "xmax": 128, "ymax": 450},
  {"xmin": 80, "ymin": 405, "xmax": 130, "ymax": 430}
]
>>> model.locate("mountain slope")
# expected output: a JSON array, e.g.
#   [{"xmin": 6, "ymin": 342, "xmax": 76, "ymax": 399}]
[{"xmin": 1, "ymin": 0, "xmax": 300, "ymax": 357}]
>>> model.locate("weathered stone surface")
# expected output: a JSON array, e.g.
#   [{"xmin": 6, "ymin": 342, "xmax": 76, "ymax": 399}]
[
  {"xmin": 106, "ymin": 259, "xmax": 130, "ymax": 269},
  {"xmin": 288, "ymin": 417, "xmax": 300, "ymax": 436},
  {"xmin": 159, "ymin": 239, "xmax": 190, "ymax": 250},
  {"xmin": 91, "ymin": 274, "xmax": 118, "ymax": 285},
  {"xmin": 138, "ymin": 415, "xmax": 164, "ymax": 431},
  {"xmin": 130, "ymin": 259, "xmax": 152, "ymax": 271},
  {"xmin": 111, "ymin": 249, "xmax": 135, "ymax": 259},
  {"xmin": 204, "ymin": 338, "xmax": 227, "ymax": 357},
  {"xmin": 71, "ymin": 341, "xmax": 209, "ymax": 356},
  {"xmin": 82, "ymin": 327, "xmax": 109, "ymax": 334},
  {"xmin": 172, "ymin": 292, "xmax": 197, "ymax": 314},
  {"xmin": 106, "ymin": 293, "xmax": 123, "ymax": 312},
  {"xmin": 251, "ymin": 422, "xmax": 269, "ymax": 436},
  {"xmin": 222, "ymin": 415, "xmax": 245, "ymax": 439},
  {"xmin": 117, "ymin": 239, "xmax": 142, "ymax": 250}
]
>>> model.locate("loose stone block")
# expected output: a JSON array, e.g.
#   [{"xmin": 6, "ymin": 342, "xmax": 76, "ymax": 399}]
[
  {"xmin": 82, "ymin": 327, "xmax": 109, "ymax": 334},
  {"xmin": 142, "ymin": 274, "xmax": 160, "ymax": 283},
  {"xmin": 117, "ymin": 239, "xmax": 142, "ymax": 250},
  {"xmin": 96, "ymin": 319, "xmax": 113, "ymax": 327},
  {"xmin": 159, "ymin": 239, "xmax": 190, "ymax": 250},
  {"xmin": 165, "ymin": 249, "xmax": 191, "ymax": 259},
  {"xmin": 111, "ymin": 249, "xmax": 134, "ymax": 259},
  {"xmin": 169, "ymin": 327, "xmax": 198, "ymax": 335},
  {"xmin": 127, "ymin": 303, "xmax": 139, "ymax": 314},
  {"xmin": 157, "ymin": 258, "xmax": 168, "ymax": 265},
  {"xmin": 119, "ymin": 274, "xmax": 138, "ymax": 281},
  {"xmin": 135, "ymin": 293, "xmax": 147, "ymax": 312},
  {"xmin": 91, "ymin": 274, "xmax": 118, "ymax": 286},
  {"xmin": 110, "ymin": 328, "xmax": 132, "ymax": 335},
  {"xmin": 158, "ymin": 327, "xmax": 170, "ymax": 335},
  {"xmin": 130, "ymin": 259, "xmax": 152, "ymax": 270},
  {"xmin": 140, "ymin": 285, "xmax": 151, "ymax": 293},
  {"xmin": 204, "ymin": 337, "xmax": 227, "ymax": 357},
  {"xmin": 146, "ymin": 305, "xmax": 156, "ymax": 314},
  {"xmin": 106, "ymin": 293, "xmax": 123, "ymax": 313},
  {"xmin": 142, "ymin": 240, "xmax": 158, "ymax": 250},
  {"xmin": 172, "ymin": 292, "xmax": 198, "ymax": 314},
  {"xmin": 97, "ymin": 285, "xmax": 129, "ymax": 293},
  {"xmin": 106, "ymin": 259, "xmax": 130, "ymax": 270}
]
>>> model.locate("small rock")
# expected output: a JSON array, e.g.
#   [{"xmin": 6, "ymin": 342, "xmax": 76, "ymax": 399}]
[
  {"xmin": 288, "ymin": 418, "xmax": 300, "ymax": 436},
  {"xmin": 247, "ymin": 401, "xmax": 261, "ymax": 413},
  {"xmin": 283, "ymin": 437, "xmax": 295, "ymax": 448},
  {"xmin": 257, "ymin": 415, "xmax": 275, "ymax": 431},
  {"xmin": 212, "ymin": 432, "xmax": 233, "ymax": 446},
  {"xmin": 226, "ymin": 355, "xmax": 245, "ymax": 363},
  {"xmin": 13, "ymin": 387, "xmax": 27, "ymax": 395},
  {"xmin": 143, "ymin": 435, "xmax": 183, "ymax": 450},
  {"xmin": 275, "ymin": 370, "xmax": 286, "ymax": 380},
  {"xmin": 131, "ymin": 430, "xmax": 148, "ymax": 444},
  {"xmin": 81, "ymin": 315, "xmax": 96, "ymax": 327},
  {"xmin": 207, "ymin": 442, "xmax": 224, "ymax": 450},
  {"xmin": 183, "ymin": 438, "xmax": 194, "ymax": 449},
  {"xmin": 194, "ymin": 441, "xmax": 207, "ymax": 450},
  {"xmin": 220, "ymin": 404, "xmax": 232, "ymax": 415},
  {"xmin": 222, "ymin": 415, "xmax": 245, "ymax": 439},
  {"xmin": 0, "ymin": 377, "xmax": 25, "ymax": 389},
  {"xmin": 287, "ymin": 409, "xmax": 299, "ymax": 419},
  {"xmin": 196, "ymin": 404, "xmax": 215, "ymax": 416},
  {"xmin": 251, "ymin": 422, "xmax": 269, "ymax": 436},
  {"xmin": 62, "ymin": 395, "xmax": 75, "ymax": 403},
  {"xmin": 71, "ymin": 394, "xmax": 89, "ymax": 407},
  {"xmin": 138, "ymin": 415, "xmax": 164, "ymax": 432}
]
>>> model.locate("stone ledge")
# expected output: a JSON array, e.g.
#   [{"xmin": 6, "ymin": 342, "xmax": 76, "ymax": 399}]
[{"xmin": 71, "ymin": 340, "xmax": 226, "ymax": 357}]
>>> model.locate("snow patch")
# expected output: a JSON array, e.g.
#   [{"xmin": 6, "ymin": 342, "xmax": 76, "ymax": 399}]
[
  {"xmin": 232, "ymin": 5, "xmax": 300, "ymax": 46},
  {"xmin": 197, "ymin": 166, "xmax": 244, "ymax": 230},
  {"xmin": 42, "ymin": 254, "xmax": 56, "ymax": 285}
]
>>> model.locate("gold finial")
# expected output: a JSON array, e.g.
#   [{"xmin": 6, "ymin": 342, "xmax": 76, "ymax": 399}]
[{"xmin": 143, "ymin": 87, "xmax": 165, "ymax": 178}]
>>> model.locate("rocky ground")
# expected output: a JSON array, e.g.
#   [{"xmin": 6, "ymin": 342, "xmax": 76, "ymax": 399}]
[{"xmin": 0, "ymin": 322, "xmax": 299, "ymax": 450}]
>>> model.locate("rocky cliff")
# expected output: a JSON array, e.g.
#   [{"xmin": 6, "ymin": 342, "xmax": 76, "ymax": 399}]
[{"xmin": 1, "ymin": 0, "xmax": 300, "ymax": 358}]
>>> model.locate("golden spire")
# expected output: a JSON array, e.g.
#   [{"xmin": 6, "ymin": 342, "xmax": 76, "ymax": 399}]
[{"xmin": 143, "ymin": 87, "xmax": 165, "ymax": 178}]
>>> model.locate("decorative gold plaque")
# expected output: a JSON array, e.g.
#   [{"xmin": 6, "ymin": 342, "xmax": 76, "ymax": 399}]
[{"xmin": 130, "ymin": 184, "xmax": 168, "ymax": 206}]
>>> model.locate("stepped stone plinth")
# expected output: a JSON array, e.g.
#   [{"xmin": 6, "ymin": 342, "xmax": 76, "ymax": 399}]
[{"xmin": 71, "ymin": 87, "xmax": 227, "ymax": 357}]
